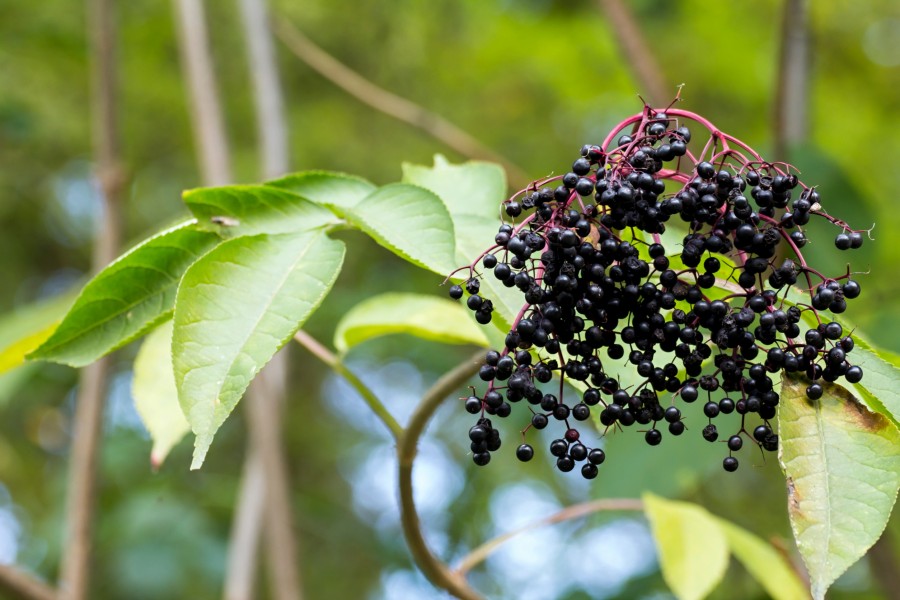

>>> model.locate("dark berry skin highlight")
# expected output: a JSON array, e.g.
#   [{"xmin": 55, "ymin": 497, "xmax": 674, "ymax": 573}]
[{"xmin": 450, "ymin": 101, "xmax": 867, "ymax": 477}]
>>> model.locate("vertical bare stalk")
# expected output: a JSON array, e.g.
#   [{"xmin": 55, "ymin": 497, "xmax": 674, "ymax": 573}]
[
  {"xmin": 594, "ymin": 0, "xmax": 669, "ymax": 105},
  {"xmin": 773, "ymin": 0, "xmax": 810, "ymax": 160},
  {"xmin": 59, "ymin": 0, "xmax": 125, "ymax": 597},
  {"xmin": 173, "ymin": 0, "xmax": 233, "ymax": 185},
  {"xmin": 172, "ymin": 1, "xmax": 267, "ymax": 597},
  {"xmin": 237, "ymin": 0, "xmax": 302, "ymax": 598},
  {"xmin": 239, "ymin": 0, "xmax": 289, "ymax": 179}
]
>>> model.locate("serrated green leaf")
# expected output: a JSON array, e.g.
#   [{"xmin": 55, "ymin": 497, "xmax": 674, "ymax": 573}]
[
  {"xmin": 0, "ymin": 290, "xmax": 77, "ymax": 374},
  {"xmin": 132, "ymin": 319, "xmax": 189, "ymax": 468},
  {"xmin": 334, "ymin": 293, "xmax": 490, "ymax": 354},
  {"xmin": 173, "ymin": 230, "xmax": 345, "ymax": 469},
  {"xmin": 183, "ymin": 184, "xmax": 339, "ymax": 237},
  {"xmin": 340, "ymin": 183, "xmax": 456, "ymax": 275},
  {"xmin": 30, "ymin": 222, "xmax": 220, "ymax": 367},
  {"xmin": 402, "ymin": 154, "xmax": 506, "ymax": 218},
  {"xmin": 844, "ymin": 334, "xmax": 900, "ymax": 427},
  {"xmin": 643, "ymin": 493, "xmax": 730, "ymax": 600},
  {"xmin": 778, "ymin": 372, "xmax": 900, "ymax": 600},
  {"xmin": 266, "ymin": 170, "xmax": 376, "ymax": 209},
  {"xmin": 715, "ymin": 518, "xmax": 808, "ymax": 600}
]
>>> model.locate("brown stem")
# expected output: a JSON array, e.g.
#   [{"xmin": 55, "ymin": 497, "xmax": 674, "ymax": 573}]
[
  {"xmin": 0, "ymin": 565, "xmax": 57, "ymax": 600},
  {"xmin": 271, "ymin": 18, "xmax": 531, "ymax": 189},
  {"xmin": 456, "ymin": 498, "xmax": 644, "ymax": 576},
  {"xmin": 397, "ymin": 352, "xmax": 485, "ymax": 600},
  {"xmin": 237, "ymin": 1, "xmax": 303, "ymax": 597},
  {"xmin": 245, "ymin": 359, "xmax": 303, "ymax": 600},
  {"xmin": 172, "ymin": 0, "xmax": 233, "ymax": 185},
  {"xmin": 223, "ymin": 450, "xmax": 266, "ymax": 600},
  {"xmin": 238, "ymin": 0, "xmax": 289, "ymax": 179},
  {"xmin": 59, "ymin": 0, "xmax": 125, "ymax": 597},
  {"xmin": 594, "ymin": 0, "xmax": 669, "ymax": 105}
]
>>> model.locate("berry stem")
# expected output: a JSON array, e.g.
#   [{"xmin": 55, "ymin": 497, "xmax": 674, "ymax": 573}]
[{"xmin": 293, "ymin": 330, "xmax": 403, "ymax": 439}]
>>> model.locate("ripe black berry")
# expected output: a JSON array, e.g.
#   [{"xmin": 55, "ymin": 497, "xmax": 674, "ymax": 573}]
[{"xmin": 516, "ymin": 444, "xmax": 534, "ymax": 462}]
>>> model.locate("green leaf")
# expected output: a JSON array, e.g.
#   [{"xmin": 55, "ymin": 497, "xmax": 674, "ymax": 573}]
[
  {"xmin": 333, "ymin": 293, "xmax": 490, "ymax": 354},
  {"xmin": 845, "ymin": 333, "xmax": 900, "ymax": 427},
  {"xmin": 173, "ymin": 230, "xmax": 345, "ymax": 469},
  {"xmin": 340, "ymin": 183, "xmax": 457, "ymax": 275},
  {"xmin": 642, "ymin": 493, "xmax": 730, "ymax": 600},
  {"xmin": 778, "ymin": 372, "xmax": 900, "ymax": 600},
  {"xmin": 30, "ymin": 222, "xmax": 220, "ymax": 367},
  {"xmin": 132, "ymin": 320, "xmax": 189, "ymax": 468},
  {"xmin": 0, "ymin": 290, "xmax": 77, "ymax": 374},
  {"xmin": 715, "ymin": 519, "xmax": 808, "ymax": 600},
  {"xmin": 402, "ymin": 154, "xmax": 506, "ymax": 218},
  {"xmin": 183, "ymin": 185, "xmax": 339, "ymax": 237},
  {"xmin": 266, "ymin": 170, "xmax": 376, "ymax": 209}
]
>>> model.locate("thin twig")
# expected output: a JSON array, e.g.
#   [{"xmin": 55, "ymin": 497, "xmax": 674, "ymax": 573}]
[
  {"xmin": 271, "ymin": 18, "xmax": 531, "ymax": 189},
  {"xmin": 397, "ymin": 352, "xmax": 485, "ymax": 600},
  {"xmin": 594, "ymin": 0, "xmax": 669, "ymax": 105},
  {"xmin": 238, "ymin": 1, "xmax": 302, "ymax": 597},
  {"xmin": 0, "ymin": 565, "xmax": 57, "ymax": 600},
  {"xmin": 293, "ymin": 330, "xmax": 403, "ymax": 440},
  {"xmin": 59, "ymin": 0, "xmax": 125, "ymax": 596},
  {"xmin": 456, "ymin": 498, "xmax": 644, "ymax": 576},
  {"xmin": 173, "ymin": 0, "xmax": 233, "ymax": 185}
]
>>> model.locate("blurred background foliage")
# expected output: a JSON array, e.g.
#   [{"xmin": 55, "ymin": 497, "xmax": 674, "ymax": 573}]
[{"xmin": 0, "ymin": 0, "xmax": 899, "ymax": 598}]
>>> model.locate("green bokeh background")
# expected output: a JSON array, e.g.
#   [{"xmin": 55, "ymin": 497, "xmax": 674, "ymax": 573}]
[{"xmin": 1, "ymin": 1, "xmax": 898, "ymax": 598}]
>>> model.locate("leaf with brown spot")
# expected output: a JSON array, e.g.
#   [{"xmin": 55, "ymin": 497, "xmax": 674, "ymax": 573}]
[{"xmin": 779, "ymin": 372, "xmax": 900, "ymax": 600}]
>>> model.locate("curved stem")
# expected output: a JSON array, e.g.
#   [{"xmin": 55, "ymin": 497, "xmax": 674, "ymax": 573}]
[
  {"xmin": 292, "ymin": 330, "xmax": 402, "ymax": 440},
  {"xmin": 455, "ymin": 498, "xmax": 645, "ymax": 576},
  {"xmin": 397, "ymin": 351, "xmax": 485, "ymax": 600}
]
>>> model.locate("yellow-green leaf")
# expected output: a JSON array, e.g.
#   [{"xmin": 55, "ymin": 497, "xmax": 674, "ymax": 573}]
[
  {"xmin": 334, "ymin": 293, "xmax": 490, "ymax": 354},
  {"xmin": 132, "ymin": 320, "xmax": 189, "ymax": 468},
  {"xmin": 643, "ymin": 492, "xmax": 729, "ymax": 600},
  {"xmin": 715, "ymin": 518, "xmax": 808, "ymax": 600},
  {"xmin": 779, "ymin": 372, "xmax": 900, "ymax": 600}
]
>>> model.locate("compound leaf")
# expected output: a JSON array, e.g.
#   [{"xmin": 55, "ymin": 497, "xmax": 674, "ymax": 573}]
[
  {"xmin": 779, "ymin": 372, "xmax": 900, "ymax": 600},
  {"xmin": 30, "ymin": 222, "xmax": 220, "ymax": 367},
  {"xmin": 173, "ymin": 230, "xmax": 344, "ymax": 468}
]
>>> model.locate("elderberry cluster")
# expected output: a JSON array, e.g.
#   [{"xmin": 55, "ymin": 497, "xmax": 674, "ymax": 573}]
[{"xmin": 449, "ymin": 105, "xmax": 869, "ymax": 477}]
